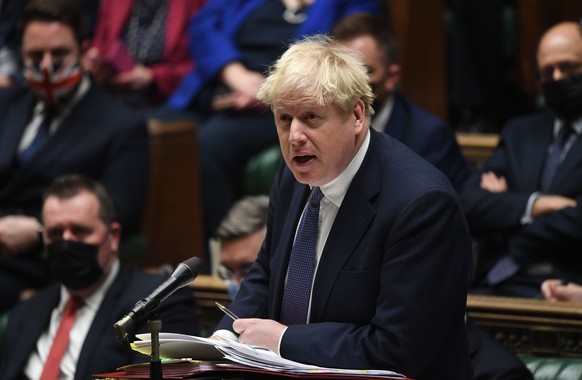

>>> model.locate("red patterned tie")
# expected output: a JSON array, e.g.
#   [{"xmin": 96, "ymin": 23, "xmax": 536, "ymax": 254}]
[{"xmin": 40, "ymin": 296, "xmax": 83, "ymax": 380}]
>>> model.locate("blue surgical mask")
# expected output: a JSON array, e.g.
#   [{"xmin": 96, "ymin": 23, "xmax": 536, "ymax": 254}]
[{"xmin": 225, "ymin": 279, "xmax": 241, "ymax": 300}]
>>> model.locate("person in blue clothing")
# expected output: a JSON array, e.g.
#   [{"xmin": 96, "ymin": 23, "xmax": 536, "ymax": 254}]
[
  {"xmin": 159, "ymin": 0, "xmax": 385, "ymax": 265},
  {"xmin": 332, "ymin": 13, "xmax": 470, "ymax": 190}
]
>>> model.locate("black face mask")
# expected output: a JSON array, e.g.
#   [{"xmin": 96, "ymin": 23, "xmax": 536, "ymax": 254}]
[
  {"xmin": 45, "ymin": 240, "xmax": 104, "ymax": 290},
  {"xmin": 542, "ymin": 73, "xmax": 582, "ymax": 122}
]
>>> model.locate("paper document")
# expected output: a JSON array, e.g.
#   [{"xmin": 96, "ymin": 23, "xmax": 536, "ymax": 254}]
[{"xmin": 131, "ymin": 333, "xmax": 405, "ymax": 378}]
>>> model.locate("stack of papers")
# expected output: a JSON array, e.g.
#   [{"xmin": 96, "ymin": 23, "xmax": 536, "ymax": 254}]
[{"xmin": 130, "ymin": 333, "xmax": 406, "ymax": 379}]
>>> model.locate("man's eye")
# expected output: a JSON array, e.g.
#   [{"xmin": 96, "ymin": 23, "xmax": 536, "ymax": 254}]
[{"xmin": 306, "ymin": 113, "xmax": 318, "ymax": 120}]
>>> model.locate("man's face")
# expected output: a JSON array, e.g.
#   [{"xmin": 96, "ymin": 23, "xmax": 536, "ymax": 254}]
[
  {"xmin": 273, "ymin": 95, "xmax": 366, "ymax": 186},
  {"xmin": 219, "ymin": 227, "xmax": 265, "ymax": 282},
  {"xmin": 21, "ymin": 21, "xmax": 82, "ymax": 104},
  {"xmin": 537, "ymin": 25, "xmax": 582, "ymax": 83},
  {"xmin": 340, "ymin": 35, "xmax": 399, "ymax": 107},
  {"xmin": 42, "ymin": 191, "xmax": 119, "ymax": 274}
]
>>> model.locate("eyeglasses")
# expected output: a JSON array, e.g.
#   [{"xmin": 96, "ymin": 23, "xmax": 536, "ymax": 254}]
[
  {"xmin": 217, "ymin": 264, "xmax": 251, "ymax": 281},
  {"xmin": 538, "ymin": 61, "xmax": 582, "ymax": 82}
]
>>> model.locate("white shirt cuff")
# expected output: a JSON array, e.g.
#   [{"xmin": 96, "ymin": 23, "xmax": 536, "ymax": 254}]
[{"xmin": 521, "ymin": 192, "xmax": 541, "ymax": 225}]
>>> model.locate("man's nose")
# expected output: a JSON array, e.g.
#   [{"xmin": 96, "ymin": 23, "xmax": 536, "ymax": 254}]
[
  {"xmin": 40, "ymin": 52, "xmax": 53, "ymax": 70},
  {"xmin": 288, "ymin": 120, "xmax": 306, "ymax": 143},
  {"xmin": 62, "ymin": 229, "xmax": 75, "ymax": 240}
]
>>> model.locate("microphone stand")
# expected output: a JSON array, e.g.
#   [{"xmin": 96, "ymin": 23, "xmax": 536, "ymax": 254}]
[{"xmin": 148, "ymin": 309, "xmax": 163, "ymax": 380}]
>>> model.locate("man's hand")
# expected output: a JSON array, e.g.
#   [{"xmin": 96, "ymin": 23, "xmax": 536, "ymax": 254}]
[
  {"xmin": 541, "ymin": 279, "xmax": 582, "ymax": 303},
  {"xmin": 110, "ymin": 64, "xmax": 154, "ymax": 91},
  {"xmin": 532, "ymin": 195, "xmax": 576, "ymax": 218},
  {"xmin": 480, "ymin": 171, "xmax": 508, "ymax": 193},
  {"xmin": 0, "ymin": 216, "xmax": 40, "ymax": 256},
  {"xmin": 233, "ymin": 318, "xmax": 287, "ymax": 354},
  {"xmin": 214, "ymin": 62, "xmax": 265, "ymax": 111}
]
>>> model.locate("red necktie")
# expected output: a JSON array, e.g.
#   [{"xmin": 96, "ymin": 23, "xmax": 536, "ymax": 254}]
[{"xmin": 40, "ymin": 296, "xmax": 83, "ymax": 380}]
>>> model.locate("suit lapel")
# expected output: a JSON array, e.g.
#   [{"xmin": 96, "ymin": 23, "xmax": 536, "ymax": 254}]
[
  {"xmin": 110, "ymin": 1, "xmax": 134, "ymax": 40},
  {"xmin": 270, "ymin": 182, "xmax": 311, "ymax": 318},
  {"xmin": 310, "ymin": 132, "xmax": 382, "ymax": 322},
  {"xmin": 523, "ymin": 119, "xmax": 553, "ymax": 190},
  {"xmin": 552, "ymin": 132, "xmax": 582, "ymax": 191},
  {"xmin": 165, "ymin": 0, "xmax": 183, "ymax": 58},
  {"xmin": 384, "ymin": 94, "xmax": 408, "ymax": 142},
  {"xmin": 0, "ymin": 93, "xmax": 35, "ymax": 173},
  {"xmin": 9, "ymin": 287, "xmax": 60, "ymax": 379}
]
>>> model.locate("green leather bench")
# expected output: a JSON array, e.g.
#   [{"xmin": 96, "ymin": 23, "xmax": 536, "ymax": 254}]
[{"xmin": 522, "ymin": 356, "xmax": 582, "ymax": 380}]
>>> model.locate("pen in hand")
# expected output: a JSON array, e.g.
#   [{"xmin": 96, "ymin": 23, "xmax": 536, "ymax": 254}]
[{"xmin": 215, "ymin": 301, "xmax": 239, "ymax": 321}]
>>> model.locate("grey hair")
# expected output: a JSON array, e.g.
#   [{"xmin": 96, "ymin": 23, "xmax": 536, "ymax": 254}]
[{"xmin": 214, "ymin": 195, "xmax": 269, "ymax": 241}]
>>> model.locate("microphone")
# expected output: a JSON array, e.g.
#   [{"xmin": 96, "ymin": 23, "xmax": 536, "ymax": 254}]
[{"xmin": 114, "ymin": 256, "xmax": 203, "ymax": 346}]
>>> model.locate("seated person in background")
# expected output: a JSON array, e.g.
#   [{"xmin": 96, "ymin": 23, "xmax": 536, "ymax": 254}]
[
  {"xmin": 161, "ymin": 0, "xmax": 385, "ymax": 264},
  {"xmin": 460, "ymin": 21, "xmax": 582, "ymax": 298},
  {"xmin": 212, "ymin": 195, "xmax": 269, "ymax": 299},
  {"xmin": 332, "ymin": 13, "xmax": 470, "ymax": 190},
  {"xmin": 213, "ymin": 35, "xmax": 474, "ymax": 379},
  {"xmin": 83, "ymin": 0, "xmax": 205, "ymax": 111},
  {"xmin": 0, "ymin": 0, "xmax": 100, "ymax": 88},
  {"xmin": 541, "ymin": 279, "xmax": 582, "ymax": 303},
  {"xmin": 0, "ymin": 174, "xmax": 199, "ymax": 380},
  {"xmin": 0, "ymin": 0, "xmax": 148, "ymax": 313}
]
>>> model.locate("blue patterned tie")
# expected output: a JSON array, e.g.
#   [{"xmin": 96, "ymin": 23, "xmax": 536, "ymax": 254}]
[
  {"xmin": 281, "ymin": 187, "xmax": 323, "ymax": 325},
  {"xmin": 19, "ymin": 107, "xmax": 54, "ymax": 163},
  {"xmin": 540, "ymin": 123, "xmax": 574, "ymax": 193}
]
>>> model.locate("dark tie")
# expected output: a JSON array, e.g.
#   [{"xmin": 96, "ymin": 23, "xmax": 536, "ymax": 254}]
[
  {"xmin": 486, "ymin": 255, "xmax": 519, "ymax": 285},
  {"xmin": 19, "ymin": 107, "xmax": 54, "ymax": 163},
  {"xmin": 281, "ymin": 187, "xmax": 323, "ymax": 325},
  {"xmin": 540, "ymin": 124, "xmax": 574, "ymax": 193},
  {"xmin": 40, "ymin": 296, "xmax": 83, "ymax": 380}
]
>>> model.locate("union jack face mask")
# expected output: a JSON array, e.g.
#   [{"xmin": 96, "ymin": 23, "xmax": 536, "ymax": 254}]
[{"xmin": 24, "ymin": 56, "xmax": 83, "ymax": 106}]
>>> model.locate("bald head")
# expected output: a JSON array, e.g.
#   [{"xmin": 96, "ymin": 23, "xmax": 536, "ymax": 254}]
[{"xmin": 537, "ymin": 22, "xmax": 582, "ymax": 82}]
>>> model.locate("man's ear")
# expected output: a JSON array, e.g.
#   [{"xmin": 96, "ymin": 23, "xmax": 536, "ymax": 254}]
[
  {"xmin": 384, "ymin": 63, "xmax": 401, "ymax": 93},
  {"xmin": 353, "ymin": 98, "xmax": 366, "ymax": 133},
  {"xmin": 80, "ymin": 40, "xmax": 91, "ymax": 55},
  {"xmin": 108, "ymin": 222, "xmax": 122, "ymax": 253}
]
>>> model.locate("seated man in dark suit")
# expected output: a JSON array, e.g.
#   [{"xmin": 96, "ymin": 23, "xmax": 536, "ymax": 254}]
[
  {"xmin": 0, "ymin": 0, "xmax": 148, "ymax": 312},
  {"xmin": 460, "ymin": 21, "xmax": 582, "ymax": 298},
  {"xmin": 332, "ymin": 13, "xmax": 470, "ymax": 190},
  {"xmin": 0, "ymin": 174, "xmax": 199, "ymax": 380},
  {"xmin": 212, "ymin": 35, "xmax": 474, "ymax": 380}
]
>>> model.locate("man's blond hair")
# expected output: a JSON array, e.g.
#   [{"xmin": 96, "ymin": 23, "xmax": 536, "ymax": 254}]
[{"xmin": 257, "ymin": 35, "xmax": 375, "ymax": 117}]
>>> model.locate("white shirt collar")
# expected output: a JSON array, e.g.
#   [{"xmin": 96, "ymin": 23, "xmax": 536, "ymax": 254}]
[
  {"xmin": 319, "ymin": 129, "xmax": 371, "ymax": 209},
  {"xmin": 371, "ymin": 96, "xmax": 394, "ymax": 133}
]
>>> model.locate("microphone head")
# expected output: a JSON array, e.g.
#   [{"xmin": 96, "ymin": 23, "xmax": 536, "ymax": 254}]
[{"xmin": 173, "ymin": 256, "xmax": 203, "ymax": 287}]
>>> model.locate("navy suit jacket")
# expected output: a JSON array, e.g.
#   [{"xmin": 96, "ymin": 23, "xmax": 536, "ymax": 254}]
[
  {"xmin": 217, "ymin": 130, "xmax": 474, "ymax": 380},
  {"xmin": 460, "ymin": 112, "xmax": 582, "ymax": 284},
  {"xmin": 381, "ymin": 93, "xmax": 469, "ymax": 190},
  {"xmin": 0, "ymin": 265, "xmax": 199, "ymax": 380},
  {"xmin": 0, "ymin": 83, "xmax": 148, "ymax": 234}
]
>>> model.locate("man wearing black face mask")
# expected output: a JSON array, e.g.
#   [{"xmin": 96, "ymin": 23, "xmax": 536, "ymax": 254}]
[
  {"xmin": 460, "ymin": 21, "xmax": 582, "ymax": 298},
  {"xmin": 0, "ymin": 0, "xmax": 147, "ymax": 313},
  {"xmin": 332, "ymin": 14, "xmax": 470, "ymax": 191},
  {"xmin": 0, "ymin": 174, "xmax": 200, "ymax": 380}
]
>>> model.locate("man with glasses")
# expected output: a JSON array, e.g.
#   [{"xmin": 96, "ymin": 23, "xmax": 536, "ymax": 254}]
[
  {"xmin": 460, "ymin": 21, "xmax": 582, "ymax": 298},
  {"xmin": 212, "ymin": 195, "xmax": 269, "ymax": 299}
]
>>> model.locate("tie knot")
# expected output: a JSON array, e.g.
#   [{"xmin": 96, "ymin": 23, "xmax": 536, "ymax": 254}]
[
  {"xmin": 310, "ymin": 187, "xmax": 323, "ymax": 206},
  {"xmin": 65, "ymin": 296, "xmax": 83, "ymax": 314},
  {"xmin": 558, "ymin": 123, "xmax": 574, "ymax": 141}
]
